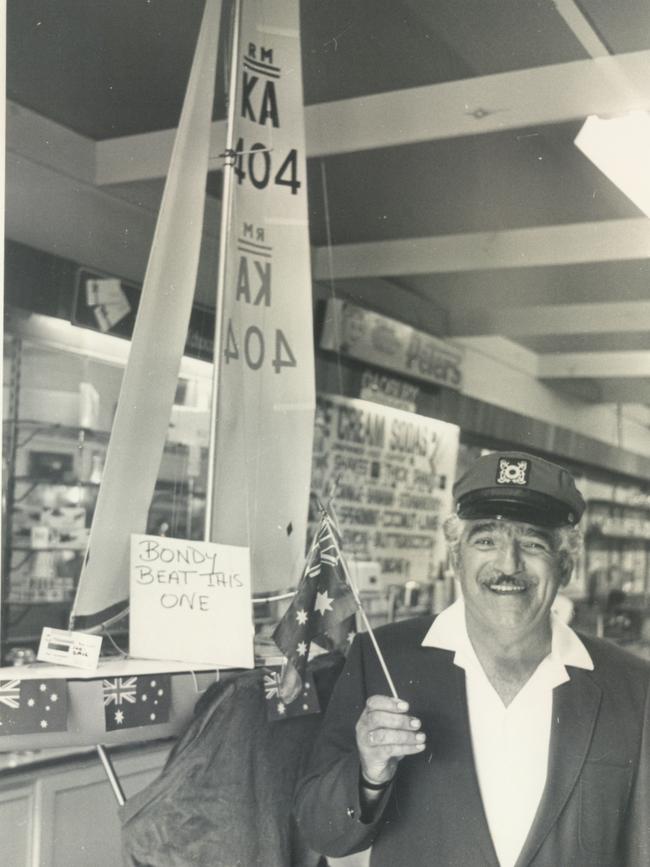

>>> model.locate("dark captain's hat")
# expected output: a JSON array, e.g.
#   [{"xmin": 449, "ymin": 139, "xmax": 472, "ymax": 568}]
[{"xmin": 453, "ymin": 451, "xmax": 585, "ymax": 527}]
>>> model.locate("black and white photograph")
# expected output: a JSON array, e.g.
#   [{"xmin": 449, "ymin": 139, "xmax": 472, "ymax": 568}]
[{"xmin": 2, "ymin": 2, "xmax": 650, "ymax": 865}]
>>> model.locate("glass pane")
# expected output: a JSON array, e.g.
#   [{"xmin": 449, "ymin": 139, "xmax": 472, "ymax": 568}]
[{"xmin": 1, "ymin": 331, "xmax": 212, "ymax": 659}]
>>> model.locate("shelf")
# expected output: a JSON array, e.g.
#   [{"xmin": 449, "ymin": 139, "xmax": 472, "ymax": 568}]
[
  {"xmin": 7, "ymin": 601, "xmax": 74, "ymax": 608},
  {"xmin": 5, "ymin": 635, "xmax": 127, "ymax": 646},
  {"xmin": 13, "ymin": 477, "xmax": 100, "ymax": 486},
  {"xmin": 6, "ymin": 599, "xmax": 73, "ymax": 605},
  {"xmin": 9, "ymin": 545, "xmax": 87, "ymax": 552},
  {"xmin": 587, "ymin": 498, "xmax": 650, "ymax": 514},
  {"xmin": 586, "ymin": 529, "xmax": 650, "ymax": 543}
]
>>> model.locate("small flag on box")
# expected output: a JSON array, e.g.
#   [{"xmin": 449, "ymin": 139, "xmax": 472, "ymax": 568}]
[
  {"xmin": 264, "ymin": 667, "xmax": 321, "ymax": 722},
  {"xmin": 102, "ymin": 674, "xmax": 171, "ymax": 732},
  {"xmin": 0, "ymin": 678, "xmax": 68, "ymax": 736}
]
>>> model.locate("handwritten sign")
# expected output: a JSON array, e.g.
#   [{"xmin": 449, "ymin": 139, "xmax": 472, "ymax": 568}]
[{"xmin": 129, "ymin": 534, "xmax": 254, "ymax": 668}]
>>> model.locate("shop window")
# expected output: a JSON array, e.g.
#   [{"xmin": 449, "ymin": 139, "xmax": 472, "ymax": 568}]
[{"xmin": 1, "ymin": 324, "xmax": 212, "ymax": 662}]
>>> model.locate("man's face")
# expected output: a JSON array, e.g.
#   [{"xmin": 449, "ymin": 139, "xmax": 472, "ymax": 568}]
[{"xmin": 455, "ymin": 518, "xmax": 572, "ymax": 641}]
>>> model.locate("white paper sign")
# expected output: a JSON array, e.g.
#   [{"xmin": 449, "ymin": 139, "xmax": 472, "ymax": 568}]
[
  {"xmin": 129, "ymin": 534, "xmax": 254, "ymax": 668},
  {"xmin": 37, "ymin": 627, "xmax": 102, "ymax": 671},
  {"xmin": 85, "ymin": 277, "xmax": 124, "ymax": 307}
]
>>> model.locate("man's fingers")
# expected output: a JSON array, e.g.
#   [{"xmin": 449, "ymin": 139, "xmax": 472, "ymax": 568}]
[
  {"xmin": 355, "ymin": 694, "xmax": 426, "ymax": 782},
  {"xmin": 368, "ymin": 728, "xmax": 426, "ymax": 748},
  {"xmin": 360, "ymin": 736, "xmax": 426, "ymax": 778},
  {"xmin": 383, "ymin": 742, "xmax": 426, "ymax": 757},
  {"xmin": 364, "ymin": 709, "xmax": 421, "ymax": 733},
  {"xmin": 365, "ymin": 695, "xmax": 409, "ymax": 713}
]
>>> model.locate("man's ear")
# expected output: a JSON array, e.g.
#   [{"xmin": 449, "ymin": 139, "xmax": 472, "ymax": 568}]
[{"xmin": 558, "ymin": 552, "xmax": 573, "ymax": 587}]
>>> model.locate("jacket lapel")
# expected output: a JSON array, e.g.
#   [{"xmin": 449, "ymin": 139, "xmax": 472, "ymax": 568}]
[
  {"xmin": 432, "ymin": 656, "xmax": 499, "ymax": 867},
  {"xmin": 515, "ymin": 669, "xmax": 602, "ymax": 866},
  {"xmin": 412, "ymin": 650, "xmax": 500, "ymax": 866},
  {"xmin": 450, "ymin": 661, "xmax": 501, "ymax": 867}
]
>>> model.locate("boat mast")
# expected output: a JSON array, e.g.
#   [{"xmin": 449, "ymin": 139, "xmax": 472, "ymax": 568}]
[{"xmin": 204, "ymin": 0, "xmax": 243, "ymax": 540}]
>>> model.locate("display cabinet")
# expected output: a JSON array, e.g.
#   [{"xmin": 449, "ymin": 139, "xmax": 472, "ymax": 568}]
[
  {"xmin": 576, "ymin": 498, "xmax": 650, "ymax": 648},
  {"xmin": 1, "ymin": 326, "xmax": 211, "ymax": 663},
  {"xmin": 584, "ymin": 499, "xmax": 650, "ymax": 596}
]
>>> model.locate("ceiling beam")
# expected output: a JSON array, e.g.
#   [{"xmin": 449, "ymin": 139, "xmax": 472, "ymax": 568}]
[
  {"xmin": 94, "ymin": 119, "xmax": 227, "ymax": 186},
  {"xmin": 8, "ymin": 106, "xmax": 650, "ymax": 283},
  {"xmin": 553, "ymin": 0, "xmax": 610, "ymax": 59},
  {"xmin": 91, "ymin": 50, "xmax": 650, "ymax": 184},
  {"xmin": 5, "ymin": 150, "xmax": 219, "ymax": 307},
  {"xmin": 450, "ymin": 301, "xmax": 650, "ymax": 337},
  {"xmin": 597, "ymin": 380, "xmax": 650, "ymax": 403},
  {"xmin": 9, "ymin": 49, "xmax": 650, "ymax": 186},
  {"xmin": 7, "ymin": 102, "xmax": 96, "ymax": 183},
  {"xmin": 539, "ymin": 351, "xmax": 650, "ymax": 378},
  {"xmin": 304, "ymin": 51, "xmax": 650, "ymax": 157},
  {"xmin": 311, "ymin": 218, "xmax": 650, "ymax": 279},
  {"xmin": 13, "ymin": 105, "xmax": 649, "ymax": 281}
]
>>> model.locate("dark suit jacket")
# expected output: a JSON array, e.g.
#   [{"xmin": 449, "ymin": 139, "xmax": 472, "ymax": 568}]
[{"xmin": 294, "ymin": 617, "xmax": 650, "ymax": 866}]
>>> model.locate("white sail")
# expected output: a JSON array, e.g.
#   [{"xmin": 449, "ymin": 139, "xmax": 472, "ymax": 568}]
[
  {"xmin": 207, "ymin": 0, "xmax": 315, "ymax": 594},
  {"xmin": 70, "ymin": 0, "xmax": 224, "ymax": 629}
]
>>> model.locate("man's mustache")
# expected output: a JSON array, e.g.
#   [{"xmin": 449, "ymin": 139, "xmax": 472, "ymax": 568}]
[{"xmin": 479, "ymin": 570, "xmax": 531, "ymax": 586}]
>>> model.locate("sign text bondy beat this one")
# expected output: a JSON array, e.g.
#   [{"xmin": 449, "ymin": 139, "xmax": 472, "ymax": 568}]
[
  {"xmin": 129, "ymin": 534, "xmax": 254, "ymax": 667},
  {"xmin": 133, "ymin": 538, "xmax": 243, "ymax": 612}
]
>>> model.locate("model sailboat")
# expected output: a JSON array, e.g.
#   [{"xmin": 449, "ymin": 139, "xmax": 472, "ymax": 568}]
[{"xmin": 70, "ymin": 0, "xmax": 315, "ymax": 639}]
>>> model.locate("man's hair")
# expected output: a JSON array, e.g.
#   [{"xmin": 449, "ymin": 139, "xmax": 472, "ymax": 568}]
[{"xmin": 442, "ymin": 514, "xmax": 583, "ymax": 560}]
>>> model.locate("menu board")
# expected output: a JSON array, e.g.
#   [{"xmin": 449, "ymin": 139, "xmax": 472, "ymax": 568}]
[{"xmin": 311, "ymin": 394, "xmax": 460, "ymax": 586}]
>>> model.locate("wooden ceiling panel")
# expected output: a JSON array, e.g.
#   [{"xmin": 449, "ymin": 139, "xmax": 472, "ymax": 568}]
[
  {"xmin": 579, "ymin": 0, "xmax": 650, "ymax": 53},
  {"xmin": 6, "ymin": 0, "xmax": 207, "ymax": 140},
  {"xmin": 307, "ymin": 124, "xmax": 642, "ymax": 247},
  {"xmin": 403, "ymin": 259, "xmax": 650, "ymax": 309},
  {"xmin": 403, "ymin": 0, "xmax": 590, "ymax": 74}
]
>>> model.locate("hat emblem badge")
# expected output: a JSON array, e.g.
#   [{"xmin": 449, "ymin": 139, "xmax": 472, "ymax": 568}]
[{"xmin": 496, "ymin": 458, "xmax": 530, "ymax": 486}]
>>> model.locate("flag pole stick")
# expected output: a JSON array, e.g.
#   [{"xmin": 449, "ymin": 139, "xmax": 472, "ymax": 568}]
[
  {"xmin": 96, "ymin": 744, "xmax": 126, "ymax": 807},
  {"xmin": 325, "ymin": 516, "xmax": 399, "ymax": 700}
]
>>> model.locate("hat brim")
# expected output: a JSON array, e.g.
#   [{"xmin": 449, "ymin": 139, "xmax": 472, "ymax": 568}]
[{"xmin": 456, "ymin": 487, "xmax": 578, "ymax": 527}]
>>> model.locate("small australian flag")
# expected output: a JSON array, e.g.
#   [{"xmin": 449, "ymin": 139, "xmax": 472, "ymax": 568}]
[
  {"xmin": 102, "ymin": 674, "xmax": 171, "ymax": 732},
  {"xmin": 0, "ymin": 678, "xmax": 68, "ymax": 736},
  {"xmin": 273, "ymin": 511, "xmax": 358, "ymax": 682},
  {"xmin": 263, "ymin": 667, "xmax": 321, "ymax": 722}
]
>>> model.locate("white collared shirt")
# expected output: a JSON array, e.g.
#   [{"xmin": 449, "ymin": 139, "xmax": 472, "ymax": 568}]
[{"xmin": 421, "ymin": 598, "xmax": 593, "ymax": 867}]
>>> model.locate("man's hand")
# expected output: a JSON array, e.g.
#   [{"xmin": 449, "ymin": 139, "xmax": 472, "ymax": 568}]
[{"xmin": 355, "ymin": 695, "xmax": 426, "ymax": 787}]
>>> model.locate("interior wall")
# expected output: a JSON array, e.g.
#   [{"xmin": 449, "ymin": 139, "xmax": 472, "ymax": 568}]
[{"xmin": 455, "ymin": 335, "xmax": 650, "ymax": 459}]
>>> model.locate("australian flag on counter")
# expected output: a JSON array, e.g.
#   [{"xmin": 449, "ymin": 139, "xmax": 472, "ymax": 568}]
[
  {"xmin": 0, "ymin": 678, "xmax": 68, "ymax": 736},
  {"xmin": 102, "ymin": 674, "xmax": 171, "ymax": 732},
  {"xmin": 271, "ymin": 510, "xmax": 358, "ymax": 715}
]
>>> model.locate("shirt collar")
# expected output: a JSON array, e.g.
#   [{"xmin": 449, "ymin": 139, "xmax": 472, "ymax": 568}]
[{"xmin": 422, "ymin": 597, "xmax": 593, "ymax": 673}]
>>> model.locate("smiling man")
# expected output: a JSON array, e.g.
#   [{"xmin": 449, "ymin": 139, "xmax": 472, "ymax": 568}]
[{"xmin": 294, "ymin": 452, "xmax": 650, "ymax": 867}]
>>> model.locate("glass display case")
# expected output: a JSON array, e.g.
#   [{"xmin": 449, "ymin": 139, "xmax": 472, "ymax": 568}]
[{"xmin": 1, "ymin": 318, "xmax": 213, "ymax": 662}]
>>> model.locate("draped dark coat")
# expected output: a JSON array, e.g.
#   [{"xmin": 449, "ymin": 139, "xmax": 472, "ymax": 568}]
[{"xmin": 294, "ymin": 617, "xmax": 650, "ymax": 867}]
